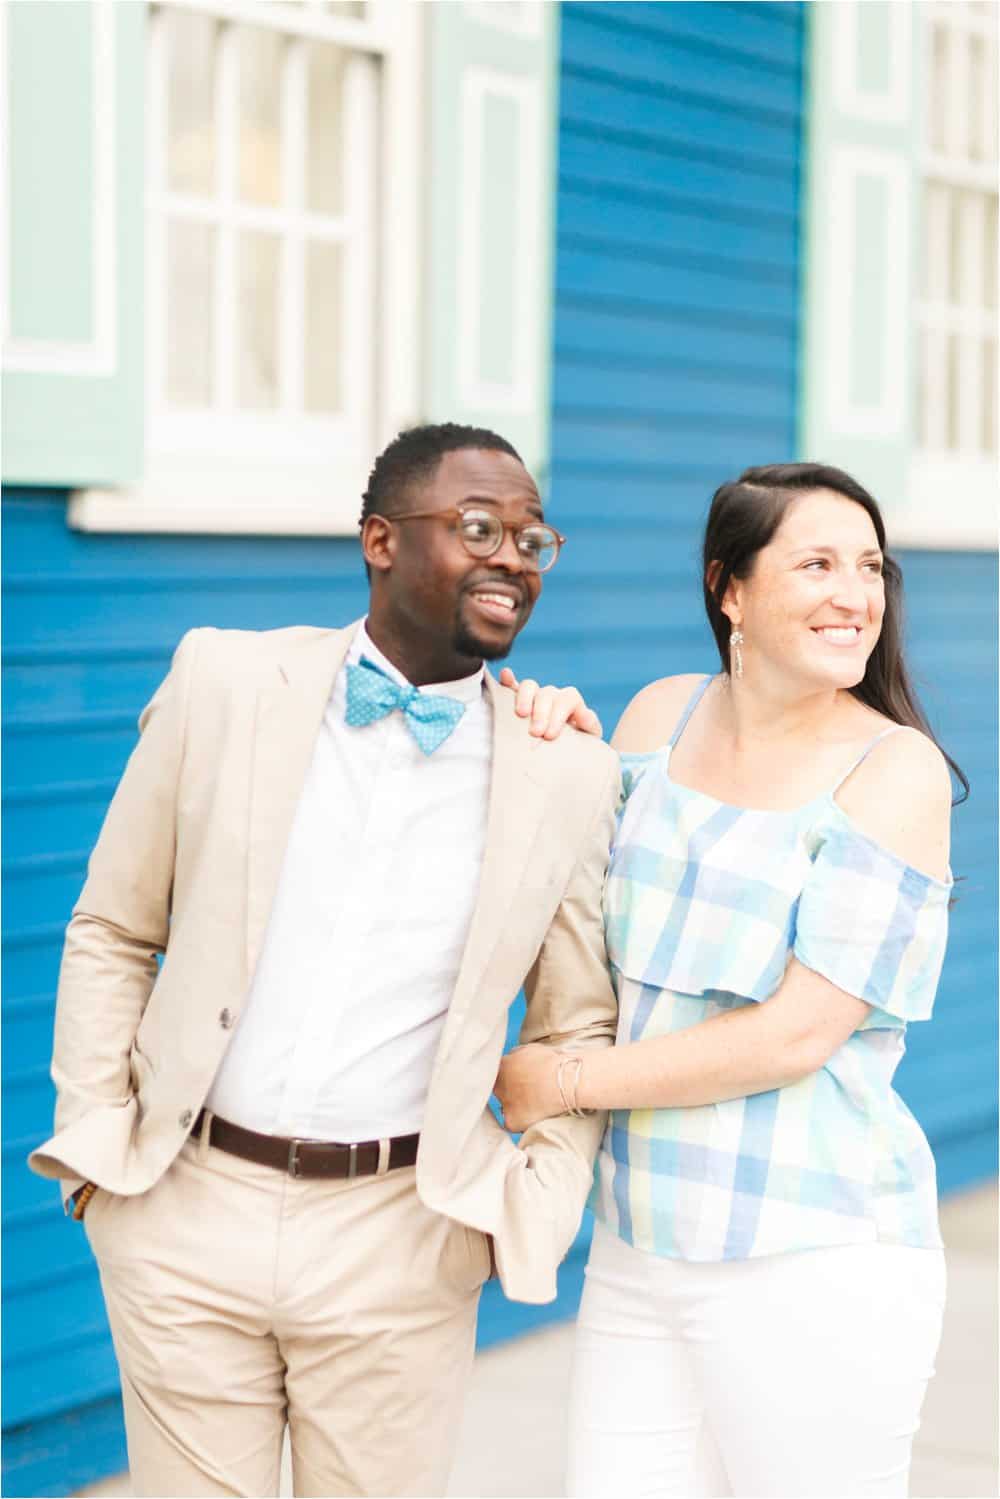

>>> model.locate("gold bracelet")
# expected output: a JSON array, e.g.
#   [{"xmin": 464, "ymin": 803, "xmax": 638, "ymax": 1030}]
[
  {"xmin": 556, "ymin": 1053, "xmax": 595, "ymax": 1118},
  {"xmin": 556, "ymin": 1054, "xmax": 575, "ymax": 1115},
  {"xmin": 71, "ymin": 1182, "xmax": 98, "ymax": 1221}
]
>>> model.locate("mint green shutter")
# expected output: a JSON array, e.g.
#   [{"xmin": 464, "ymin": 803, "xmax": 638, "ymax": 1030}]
[
  {"xmin": 423, "ymin": 2, "xmax": 558, "ymax": 485},
  {"xmin": 800, "ymin": 1, "xmax": 918, "ymax": 519},
  {"xmin": 2, "ymin": 0, "xmax": 145, "ymax": 486}
]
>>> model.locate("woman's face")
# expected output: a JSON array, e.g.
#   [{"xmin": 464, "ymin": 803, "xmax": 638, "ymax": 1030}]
[{"xmin": 726, "ymin": 489, "xmax": 886, "ymax": 692}]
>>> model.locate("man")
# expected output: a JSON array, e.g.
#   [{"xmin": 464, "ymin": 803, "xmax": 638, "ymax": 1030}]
[{"xmin": 29, "ymin": 423, "xmax": 620, "ymax": 1498}]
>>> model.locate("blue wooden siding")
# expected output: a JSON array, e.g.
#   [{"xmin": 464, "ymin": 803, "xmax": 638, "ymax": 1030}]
[
  {"xmin": 525, "ymin": 0, "xmax": 806, "ymax": 738},
  {"xmin": 887, "ymin": 552, "xmax": 998, "ymax": 1190}
]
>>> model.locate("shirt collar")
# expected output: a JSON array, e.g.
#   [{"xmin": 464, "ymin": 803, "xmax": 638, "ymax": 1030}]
[{"xmin": 350, "ymin": 620, "xmax": 485, "ymax": 704}]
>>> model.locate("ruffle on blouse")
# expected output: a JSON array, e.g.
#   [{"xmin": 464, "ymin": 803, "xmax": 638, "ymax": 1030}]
[
  {"xmin": 794, "ymin": 807, "xmax": 951, "ymax": 1022},
  {"xmin": 605, "ymin": 757, "xmax": 951, "ymax": 1023}
]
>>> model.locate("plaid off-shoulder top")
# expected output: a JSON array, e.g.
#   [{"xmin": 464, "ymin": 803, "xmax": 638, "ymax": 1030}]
[{"xmin": 591, "ymin": 675, "xmax": 952, "ymax": 1261}]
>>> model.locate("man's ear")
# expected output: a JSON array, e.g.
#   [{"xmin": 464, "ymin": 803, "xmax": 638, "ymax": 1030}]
[{"xmin": 362, "ymin": 515, "xmax": 394, "ymax": 574}]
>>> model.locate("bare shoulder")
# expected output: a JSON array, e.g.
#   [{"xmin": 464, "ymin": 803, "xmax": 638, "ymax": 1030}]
[
  {"xmin": 611, "ymin": 674, "xmax": 709, "ymax": 753},
  {"xmin": 837, "ymin": 725, "xmax": 953, "ymax": 879}
]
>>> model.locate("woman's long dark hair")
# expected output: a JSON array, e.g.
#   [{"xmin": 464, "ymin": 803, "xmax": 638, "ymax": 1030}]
[{"xmin": 702, "ymin": 462, "xmax": 969, "ymax": 802}]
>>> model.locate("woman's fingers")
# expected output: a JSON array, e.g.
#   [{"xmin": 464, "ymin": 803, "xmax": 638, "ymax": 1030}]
[
  {"xmin": 496, "ymin": 667, "xmax": 535, "ymax": 718},
  {"xmin": 562, "ymin": 695, "xmax": 603, "ymax": 739},
  {"xmin": 533, "ymin": 687, "xmax": 603, "ymax": 740},
  {"xmin": 496, "ymin": 668, "xmax": 603, "ymax": 740},
  {"xmin": 516, "ymin": 678, "xmax": 540, "ymax": 721}
]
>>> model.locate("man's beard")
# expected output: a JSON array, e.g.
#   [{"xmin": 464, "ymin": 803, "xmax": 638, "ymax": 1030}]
[{"xmin": 452, "ymin": 599, "xmax": 520, "ymax": 662}]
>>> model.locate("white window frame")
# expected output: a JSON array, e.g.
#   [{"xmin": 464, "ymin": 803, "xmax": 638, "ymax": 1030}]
[
  {"xmin": 905, "ymin": 0, "xmax": 997, "ymax": 549},
  {"xmin": 70, "ymin": 0, "xmax": 423, "ymax": 535}
]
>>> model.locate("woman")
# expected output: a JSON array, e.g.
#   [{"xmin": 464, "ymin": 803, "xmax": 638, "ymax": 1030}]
[{"xmin": 495, "ymin": 463, "xmax": 965, "ymax": 1499}]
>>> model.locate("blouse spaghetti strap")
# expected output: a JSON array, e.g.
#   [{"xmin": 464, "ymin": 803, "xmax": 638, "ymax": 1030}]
[
  {"xmin": 829, "ymin": 725, "xmax": 904, "ymax": 795},
  {"xmin": 667, "ymin": 675, "xmax": 714, "ymax": 748}
]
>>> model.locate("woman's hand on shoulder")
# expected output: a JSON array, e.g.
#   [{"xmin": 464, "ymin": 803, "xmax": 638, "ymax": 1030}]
[
  {"xmin": 497, "ymin": 667, "xmax": 602, "ymax": 740},
  {"xmin": 837, "ymin": 727, "xmax": 953, "ymax": 881},
  {"xmin": 611, "ymin": 674, "xmax": 708, "ymax": 753}
]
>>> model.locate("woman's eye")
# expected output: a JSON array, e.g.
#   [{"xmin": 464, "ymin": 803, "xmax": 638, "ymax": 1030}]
[{"xmin": 803, "ymin": 559, "xmax": 827, "ymax": 570}]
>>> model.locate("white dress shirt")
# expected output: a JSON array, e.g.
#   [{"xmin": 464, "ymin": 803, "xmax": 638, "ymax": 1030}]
[{"xmin": 206, "ymin": 622, "xmax": 492, "ymax": 1141}]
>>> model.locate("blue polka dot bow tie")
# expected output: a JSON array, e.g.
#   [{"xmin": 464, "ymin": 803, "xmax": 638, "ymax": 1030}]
[{"xmin": 344, "ymin": 656, "xmax": 467, "ymax": 755}]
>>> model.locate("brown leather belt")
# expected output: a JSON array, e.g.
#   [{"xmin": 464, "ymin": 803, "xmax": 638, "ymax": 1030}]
[{"xmin": 193, "ymin": 1110, "xmax": 420, "ymax": 1181}]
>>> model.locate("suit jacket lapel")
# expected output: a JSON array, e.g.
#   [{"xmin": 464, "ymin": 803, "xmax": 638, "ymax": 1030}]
[
  {"xmin": 246, "ymin": 625, "xmax": 356, "ymax": 980},
  {"xmin": 439, "ymin": 673, "xmax": 547, "ymax": 1047}
]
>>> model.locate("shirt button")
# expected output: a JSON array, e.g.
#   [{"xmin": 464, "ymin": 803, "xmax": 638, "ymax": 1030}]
[
  {"xmin": 219, "ymin": 1008, "xmax": 234, "ymax": 1029},
  {"xmin": 179, "ymin": 1109, "xmax": 193, "ymax": 1129}
]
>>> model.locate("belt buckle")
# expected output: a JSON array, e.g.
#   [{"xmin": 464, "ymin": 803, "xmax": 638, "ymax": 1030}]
[{"xmin": 289, "ymin": 1138, "xmax": 358, "ymax": 1179}]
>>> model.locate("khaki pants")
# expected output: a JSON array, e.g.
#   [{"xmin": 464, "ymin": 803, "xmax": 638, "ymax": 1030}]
[{"xmin": 84, "ymin": 1134, "xmax": 490, "ymax": 1497}]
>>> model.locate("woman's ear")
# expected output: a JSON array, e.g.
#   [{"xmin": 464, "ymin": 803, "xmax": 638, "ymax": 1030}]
[
  {"xmin": 706, "ymin": 561, "xmax": 743, "ymax": 630},
  {"xmin": 721, "ymin": 577, "xmax": 743, "ymax": 630}
]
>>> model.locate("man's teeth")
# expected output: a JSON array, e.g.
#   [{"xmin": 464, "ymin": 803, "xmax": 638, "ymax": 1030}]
[
  {"xmin": 476, "ymin": 594, "xmax": 515, "ymax": 611},
  {"xmin": 816, "ymin": 626, "xmax": 860, "ymax": 642}
]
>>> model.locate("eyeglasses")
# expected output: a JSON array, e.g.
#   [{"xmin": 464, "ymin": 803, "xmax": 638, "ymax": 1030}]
[{"xmin": 387, "ymin": 505, "xmax": 566, "ymax": 573}]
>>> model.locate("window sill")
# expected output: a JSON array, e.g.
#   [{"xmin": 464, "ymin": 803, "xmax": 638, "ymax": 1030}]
[
  {"xmin": 891, "ymin": 454, "xmax": 998, "ymax": 551},
  {"xmin": 68, "ymin": 491, "xmax": 361, "ymax": 536},
  {"xmin": 68, "ymin": 455, "xmax": 366, "ymax": 536}
]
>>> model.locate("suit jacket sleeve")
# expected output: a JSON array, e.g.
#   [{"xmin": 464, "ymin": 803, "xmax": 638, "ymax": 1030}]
[
  {"xmin": 46, "ymin": 630, "xmax": 201, "ymax": 1171},
  {"xmin": 494, "ymin": 749, "xmax": 620, "ymax": 1286}
]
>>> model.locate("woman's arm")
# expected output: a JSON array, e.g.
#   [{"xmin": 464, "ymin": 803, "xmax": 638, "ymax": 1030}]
[
  {"xmin": 495, "ymin": 726, "xmax": 953, "ymax": 1131},
  {"xmin": 496, "ymin": 959, "xmax": 870, "ymax": 1128}
]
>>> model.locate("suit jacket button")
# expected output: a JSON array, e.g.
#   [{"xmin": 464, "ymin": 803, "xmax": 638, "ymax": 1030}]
[
  {"xmin": 219, "ymin": 1008, "xmax": 234, "ymax": 1029},
  {"xmin": 179, "ymin": 1109, "xmax": 193, "ymax": 1129}
]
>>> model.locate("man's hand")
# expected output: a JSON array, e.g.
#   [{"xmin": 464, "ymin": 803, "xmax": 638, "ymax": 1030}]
[
  {"xmin": 494, "ymin": 1044, "xmax": 565, "ymax": 1133},
  {"xmin": 498, "ymin": 667, "xmax": 603, "ymax": 740}
]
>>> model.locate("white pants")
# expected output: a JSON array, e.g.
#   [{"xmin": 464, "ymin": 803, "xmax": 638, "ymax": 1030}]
[{"xmin": 567, "ymin": 1221, "xmax": 946, "ymax": 1499}]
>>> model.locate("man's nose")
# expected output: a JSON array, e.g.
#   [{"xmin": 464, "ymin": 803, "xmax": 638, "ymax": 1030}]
[{"xmin": 489, "ymin": 527, "xmax": 526, "ymax": 571}]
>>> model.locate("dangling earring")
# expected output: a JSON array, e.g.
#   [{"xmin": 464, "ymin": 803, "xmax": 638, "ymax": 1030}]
[{"xmin": 729, "ymin": 629, "xmax": 744, "ymax": 679}]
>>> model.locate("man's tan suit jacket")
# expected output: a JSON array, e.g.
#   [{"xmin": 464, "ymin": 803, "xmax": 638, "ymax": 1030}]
[{"xmin": 29, "ymin": 623, "xmax": 621, "ymax": 1304}]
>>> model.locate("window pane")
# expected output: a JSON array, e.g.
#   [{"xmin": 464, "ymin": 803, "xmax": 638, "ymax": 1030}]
[
  {"xmin": 239, "ymin": 26, "xmax": 283, "ymax": 207},
  {"xmin": 166, "ymin": 10, "xmax": 217, "ymax": 196},
  {"xmin": 325, "ymin": 3, "xmax": 367, "ymax": 16},
  {"xmin": 929, "ymin": 24, "xmax": 950, "ymax": 155},
  {"xmin": 304, "ymin": 240, "xmax": 342, "ymax": 412},
  {"xmin": 946, "ymin": 332, "xmax": 961, "ymax": 450},
  {"xmin": 307, "ymin": 44, "xmax": 346, "ymax": 215},
  {"xmin": 986, "ymin": 198, "xmax": 997, "ymax": 309},
  {"xmin": 924, "ymin": 180, "xmax": 950, "ymax": 301},
  {"xmin": 968, "ymin": 33, "xmax": 989, "ymax": 163},
  {"xmin": 238, "ymin": 232, "xmax": 281, "ymax": 408},
  {"xmin": 167, "ymin": 220, "xmax": 215, "ymax": 408},
  {"xmin": 949, "ymin": 186, "xmax": 966, "ymax": 305},
  {"xmin": 984, "ymin": 340, "xmax": 997, "ymax": 453}
]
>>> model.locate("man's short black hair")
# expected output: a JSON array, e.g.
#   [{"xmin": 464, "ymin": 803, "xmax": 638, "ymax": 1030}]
[{"xmin": 358, "ymin": 422, "xmax": 523, "ymax": 532}]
